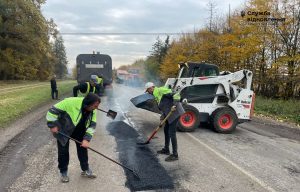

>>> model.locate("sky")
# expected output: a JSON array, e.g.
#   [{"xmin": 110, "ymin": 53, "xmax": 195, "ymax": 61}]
[{"xmin": 42, "ymin": 0, "xmax": 245, "ymax": 70}]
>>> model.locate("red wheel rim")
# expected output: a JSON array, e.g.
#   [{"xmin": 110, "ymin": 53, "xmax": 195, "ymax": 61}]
[
  {"xmin": 218, "ymin": 114, "xmax": 233, "ymax": 129},
  {"xmin": 180, "ymin": 112, "xmax": 196, "ymax": 127}
]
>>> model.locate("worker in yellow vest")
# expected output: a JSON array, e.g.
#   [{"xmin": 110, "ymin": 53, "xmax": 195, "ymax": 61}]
[
  {"xmin": 96, "ymin": 75, "xmax": 103, "ymax": 87},
  {"xmin": 73, "ymin": 75, "xmax": 100, "ymax": 97},
  {"xmin": 145, "ymin": 82, "xmax": 184, "ymax": 162}
]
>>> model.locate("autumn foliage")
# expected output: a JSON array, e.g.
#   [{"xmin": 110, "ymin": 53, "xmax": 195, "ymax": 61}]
[
  {"xmin": 160, "ymin": 0, "xmax": 300, "ymax": 98},
  {"xmin": 0, "ymin": 0, "xmax": 68, "ymax": 80}
]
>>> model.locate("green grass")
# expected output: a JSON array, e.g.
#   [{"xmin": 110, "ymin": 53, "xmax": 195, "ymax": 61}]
[
  {"xmin": 0, "ymin": 80, "xmax": 77, "ymax": 128},
  {"xmin": 254, "ymin": 96, "xmax": 300, "ymax": 125},
  {"xmin": 0, "ymin": 81, "xmax": 47, "ymax": 89}
]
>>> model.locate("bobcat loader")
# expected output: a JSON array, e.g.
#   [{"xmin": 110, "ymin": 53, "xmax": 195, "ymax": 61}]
[{"xmin": 165, "ymin": 62, "xmax": 255, "ymax": 133}]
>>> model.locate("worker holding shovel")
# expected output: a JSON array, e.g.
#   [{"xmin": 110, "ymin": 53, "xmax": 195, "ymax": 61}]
[
  {"xmin": 145, "ymin": 82, "xmax": 185, "ymax": 162},
  {"xmin": 46, "ymin": 93, "xmax": 100, "ymax": 183}
]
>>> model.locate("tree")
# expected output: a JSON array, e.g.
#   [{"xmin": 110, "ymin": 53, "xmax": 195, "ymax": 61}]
[
  {"xmin": 144, "ymin": 36, "xmax": 170, "ymax": 83},
  {"xmin": 207, "ymin": 1, "xmax": 217, "ymax": 32},
  {"xmin": 53, "ymin": 35, "xmax": 68, "ymax": 78},
  {"xmin": 0, "ymin": 0, "xmax": 65, "ymax": 80},
  {"xmin": 140, "ymin": 0, "xmax": 299, "ymax": 98}
]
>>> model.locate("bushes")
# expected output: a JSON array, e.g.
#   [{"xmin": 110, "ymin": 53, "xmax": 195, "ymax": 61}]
[{"xmin": 255, "ymin": 96, "xmax": 300, "ymax": 124}]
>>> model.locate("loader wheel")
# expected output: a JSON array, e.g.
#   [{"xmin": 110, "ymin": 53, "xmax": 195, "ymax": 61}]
[
  {"xmin": 177, "ymin": 105, "xmax": 200, "ymax": 132},
  {"xmin": 210, "ymin": 107, "xmax": 238, "ymax": 134}
]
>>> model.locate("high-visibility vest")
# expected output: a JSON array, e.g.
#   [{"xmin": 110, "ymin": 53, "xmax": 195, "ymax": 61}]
[
  {"xmin": 153, "ymin": 86, "xmax": 181, "ymax": 104},
  {"xmin": 78, "ymin": 82, "xmax": 95, "ymax": 97},
  {"xmin": 153, "ymin": 86, "xmax": 172, "ymax": 104},
  {"xmin": 96, "ymin": 77, "xmax": 103, "ymax": 86},
  {"xmin": 46, "ymin": 97, "xmax": 97, "ymax": 143}
]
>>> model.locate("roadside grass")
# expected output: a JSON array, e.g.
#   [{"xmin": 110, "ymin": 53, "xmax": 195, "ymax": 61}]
[
  {"xmin": 254, "ymin": 96, "xmax": 300, "ymax": 125},
  {"xmin": 0, "ymin": 80, "xmax": 76, "ymax": 128},
  {"xmin": 0, "ymin": 81, "xmax": 47, "ymax": 88}
]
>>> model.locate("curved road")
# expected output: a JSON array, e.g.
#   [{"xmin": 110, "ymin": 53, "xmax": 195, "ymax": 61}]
[{"xmin": 0, "ymin": 84, "xmax": 299, "ymax": 191}]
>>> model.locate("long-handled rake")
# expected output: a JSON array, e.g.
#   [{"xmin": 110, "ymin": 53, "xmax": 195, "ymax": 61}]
[
  {"xmin": 57, "ymin": 131, "xmax": 140, "ymax": 179},
  {"xmin": 136, "ymin": 106, "xmax": 176, "ymax": 145}
]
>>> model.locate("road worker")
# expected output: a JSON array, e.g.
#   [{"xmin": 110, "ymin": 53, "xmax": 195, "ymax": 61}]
[
  {"xmin": 50, "ymin": 75, "xmax": 58, "ymax": 100},
  {"xmin": 46, "ymin": 93, "xmax": 100, "ymax": 182},
  {"xmin": 96, "ymin": 75, "xmax": 103, "ymax": 87},
  {"xmin": 145, "ymin": 82, "xmax": 185, "ymax": 162},
  {"xmin": 73, "ymin": 75, "xmax": 100, "ymax": 97}
]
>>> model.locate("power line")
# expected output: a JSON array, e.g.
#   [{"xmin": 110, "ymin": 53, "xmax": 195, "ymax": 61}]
[{"xmin": 60, "ymin": 32, "xmax": 191, "ymax": 36}]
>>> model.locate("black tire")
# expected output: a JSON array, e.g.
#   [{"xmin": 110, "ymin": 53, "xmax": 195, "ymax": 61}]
[
  {"xmin": 210, "ymin": 107, "xmax": 238, "ymax": 134},
  {"xmin": 177, "ymin": 104, "xmax": 200, "ymax": 132}
]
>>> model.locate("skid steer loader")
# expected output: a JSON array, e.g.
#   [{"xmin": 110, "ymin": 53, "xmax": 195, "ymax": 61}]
[{"xmin": 165, "ymin": 62, "xmax": 255, "ymax": 133}]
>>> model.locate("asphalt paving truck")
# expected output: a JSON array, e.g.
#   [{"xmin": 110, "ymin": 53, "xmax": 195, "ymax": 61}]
[{"xmin": 76, "ymin": 52, "xmax": 112, "ymax": 86}]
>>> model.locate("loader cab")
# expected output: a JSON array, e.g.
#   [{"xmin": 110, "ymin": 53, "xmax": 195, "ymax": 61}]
[{"xmin": 178, "ymin": 62, "xmax": 219, "ymax": 78}]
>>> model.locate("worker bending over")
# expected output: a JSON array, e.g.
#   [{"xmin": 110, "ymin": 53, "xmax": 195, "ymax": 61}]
[
  {"xmin": 73, "ymin": 75, "xmax": 100, "ymax": 97},
  {"xmin": 46, "ymin": 93, "xmax": 100, "ymax": 182},
  {"xmin": 145, "ymin": 82, "xmax": 185, "ymax": 162}
]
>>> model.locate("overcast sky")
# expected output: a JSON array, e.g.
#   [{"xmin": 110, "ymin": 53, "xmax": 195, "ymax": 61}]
[{"xmin": 42, "ymin": 0, "xmax": 245, "ymax": 70}]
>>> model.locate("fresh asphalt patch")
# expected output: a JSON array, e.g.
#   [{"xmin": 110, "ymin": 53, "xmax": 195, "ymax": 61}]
[{"xmin": 107, "ymin": 121, "xmax": 174, "ymax": 191}]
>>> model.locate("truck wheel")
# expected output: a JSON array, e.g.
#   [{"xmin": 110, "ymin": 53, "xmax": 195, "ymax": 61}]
[
  {"xmin": 210, "ymin": 107, "xmax": 238, "ymax": 133},
  {"xmin": 177, "ymin": 105, "xmax": 200, "ymax": 132}
]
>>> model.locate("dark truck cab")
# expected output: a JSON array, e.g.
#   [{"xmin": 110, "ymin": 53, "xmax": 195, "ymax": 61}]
[{"xmin": 76, "ymin": 52, "xmax": 112, "ymax": 86}]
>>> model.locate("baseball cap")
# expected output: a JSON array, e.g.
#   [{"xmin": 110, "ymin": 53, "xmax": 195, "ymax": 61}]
[
  {"xmin": 145, "ymin": 82, "xmax": 154, "ymax": 92},
  {"xmin": 90, "ymin": 75, "xmax": 98, "ymax": 83}
]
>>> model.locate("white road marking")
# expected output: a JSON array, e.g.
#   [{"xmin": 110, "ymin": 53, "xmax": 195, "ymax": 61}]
[{"xmin": 186, "ymin": 133, "xmax": 277, "ymax": 192}]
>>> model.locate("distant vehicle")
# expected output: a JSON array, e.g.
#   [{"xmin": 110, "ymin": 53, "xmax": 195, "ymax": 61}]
[
  {"xmin": 76, "ymin": 52, "xmax": 112, "ymax": 86},
  {"xmin": 115, "ymin": 68, "xmax": 143, "ymax": 87},
  {"xmin": 126, "ymin": 68, "xmax": 143, "ymax": 87},
  {"xmin": 116, "ymin": 70, "xmax": 129, "ymax": 84}
]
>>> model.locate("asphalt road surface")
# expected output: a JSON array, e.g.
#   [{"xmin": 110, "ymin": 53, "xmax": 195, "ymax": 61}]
[{"xmin": 0, "ymin": 84, "xmax": 299, "ymax": 192}]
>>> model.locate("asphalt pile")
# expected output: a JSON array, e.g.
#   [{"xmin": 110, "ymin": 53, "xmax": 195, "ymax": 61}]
[{"xmin": 107, "ymin": 121, "xmax": 174, "ymax": 191}]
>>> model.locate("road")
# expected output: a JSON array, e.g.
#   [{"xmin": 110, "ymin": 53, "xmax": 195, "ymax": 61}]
[{"xmin": 0, "ymin": 84, "xmax": 299, "ymax": 192}]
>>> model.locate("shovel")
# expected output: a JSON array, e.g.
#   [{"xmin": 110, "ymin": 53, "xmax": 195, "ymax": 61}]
[
  {"xmin": 137, "ymin": 106, "xmax": 176, "ymax": 145},
  {"xmin": 97, "ymin": 108, "xmax": 117, "ymax": 120},
  {"xmin": 57, "ymin": 131, "xmax": 140, "ymax": 179}
]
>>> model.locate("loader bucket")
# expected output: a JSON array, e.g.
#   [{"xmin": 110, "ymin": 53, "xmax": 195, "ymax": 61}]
[{"xmin": 130, "ymin": 93, "xmax": 160, "ymax": 114}]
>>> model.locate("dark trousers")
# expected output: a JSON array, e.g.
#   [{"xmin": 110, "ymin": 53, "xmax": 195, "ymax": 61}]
[
  {"xmin": 57, "ymin": 139, "xmax": 89, "ymax": 173},
  {"xmin": 51, "ymin": 89, "xmax": 58, "ymax": 99},
  {"xmin": 164, "ymin": 117, "xmax": 179, "ymax": 156}
]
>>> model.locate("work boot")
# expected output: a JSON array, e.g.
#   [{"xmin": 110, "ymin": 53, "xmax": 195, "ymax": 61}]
[
  {"xmin": 157, "ymin": 148, "xmax": 170, "ymax": 155},
  {"xmin": 81, "ymin": 169, "xmax": 97, "ymax": 179},
  {"xmin": 165, "ymin": 154, "xmax": 179, "ymax": 162},
  {"xmin": 60, "ymin": 172, "xmax": 69, "ymax": 183}
]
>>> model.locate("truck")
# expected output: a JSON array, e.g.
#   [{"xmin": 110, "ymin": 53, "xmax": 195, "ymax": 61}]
[
  {"xmin": 76, "ymin": 52, "xmax": 112, "ymax": 86},
  {"xmin": 115, "ymin": 70, "xmax": 129, "ymax": 84},
  {"xmin": 165, "ymin": 62, "xmax": 255, "ymax": 133}
]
